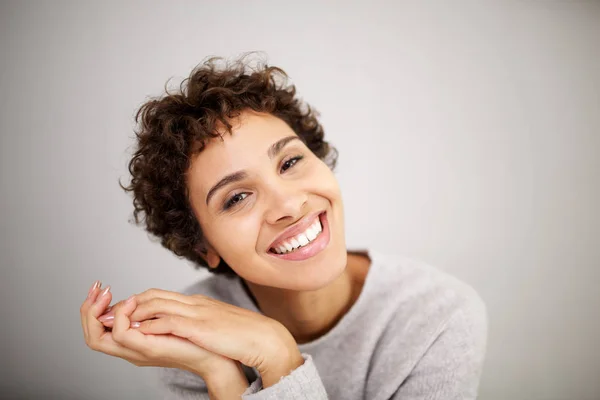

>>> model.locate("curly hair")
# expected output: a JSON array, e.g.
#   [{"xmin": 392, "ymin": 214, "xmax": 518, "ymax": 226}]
[{"xmin": 120, "ymin": 54, "xmax": 338, "ymax": 276}]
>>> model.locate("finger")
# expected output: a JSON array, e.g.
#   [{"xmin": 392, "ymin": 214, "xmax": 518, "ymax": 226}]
[
  {"xmin": 98, "ymin": 289, "xmax": 196, "ymax": 323},
  {"xmin": 97, "ymin": 301, "xmax": 124, "ymax": 326},
  {"xmin": 80, "ymin": 281, "xmax": 102, "ymax": 339},
  {"xmin": 98, "ymin": 296, "xmax": 131, "ymax": 321},
  {"xmin": 100, "ymin": 313, "xmax": 167, "ymax": 329},
  {"xmin": 129, "ymin": 298, "xmax": 198, "ymax": 323},
  {"xmin": 133, "ymin": 315, "xmax": 222, "ymax": 355},
  {"xmin": 134, "ymin": 288, "xmax": 197, "ymax": 306},
  {"xmin": 91, "ymin": 286, "xmax": 113, "ymax": 318},
  {"xmin": 132, "ymin": 315, "xmax": 246, "ymax": 364},
  {"xmin": 85, "ymin": 292, "xmax": 151, "ymax": 362},
  {"xmin": 85, "ymin": 286, "xmax": 113, "ymax": 343},
  {"xmin": 81, "ymin": 281, "xmax": 101, "ymax": 314},
  {"xmin": 111, "ymin": 296, "xmax": 152, "ymax": 354},
  {"xmin": 94, "ymin": 331, "xmax": 150, "ymax": 363},
  {"xmin": 100, "ymin": 297, "xmax": 197, "ymax": 328},
  {"xmin": 135, "ymin": 314, "xmax": 254, "ymax": 364},
  {"xmin": 132, "ymin": 315, "xmax": 238, "ymax": 363},
  {"xmin": 133, "ymin": 315, "xmax": 197, "ymax": 340}
]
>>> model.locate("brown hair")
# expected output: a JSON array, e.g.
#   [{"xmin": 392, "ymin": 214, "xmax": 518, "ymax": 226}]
[{"xmin": 120, "ymin": 54, "xmax": 338, "ymax": 276}]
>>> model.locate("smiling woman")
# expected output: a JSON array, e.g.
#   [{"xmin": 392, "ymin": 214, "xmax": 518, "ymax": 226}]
[{"xmin": 79, "ymin": 55, "xmax": 488, "ymax": 399}]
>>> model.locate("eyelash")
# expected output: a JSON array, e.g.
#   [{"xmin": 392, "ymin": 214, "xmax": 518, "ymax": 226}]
[{"xmin": 222, "ymin": 155, "xmax": 305, "ymax": 211}]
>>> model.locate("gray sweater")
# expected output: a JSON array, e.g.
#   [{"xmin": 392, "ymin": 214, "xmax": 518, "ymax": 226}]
[{"xmin": 158, "ymin": 249, "xmax": 488, "ymax": 399}]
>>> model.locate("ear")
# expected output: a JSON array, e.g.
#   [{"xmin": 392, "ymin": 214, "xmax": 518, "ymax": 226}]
[{"xmin": 194, "ymin": 240, "xmax": 221, "ymax": 269}]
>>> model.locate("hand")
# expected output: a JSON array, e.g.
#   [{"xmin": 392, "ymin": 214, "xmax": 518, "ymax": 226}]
[
  {"xmin": 80, "ymin": 281, "xmax": 247, "ymax": 386},
  {"xmin": 97, "ymin": 288, "xmax": 304, "ymax": 387}
]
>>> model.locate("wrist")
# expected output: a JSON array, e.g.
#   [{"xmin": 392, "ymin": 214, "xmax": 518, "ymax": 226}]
[
  {"xmin": 259, "ymin": 346, "xmax": 304, "ymax": 389},
  {"xmin": 202, "ymin": 362, "xmax": 249, "ymax": 399},
  {"xmin": 257, "ymin": 322, "xmax": 304, "ymax": 388}
]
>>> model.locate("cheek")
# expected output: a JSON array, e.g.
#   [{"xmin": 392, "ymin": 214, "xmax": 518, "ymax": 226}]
[
  {"xmin": 312, "ymin": 164, "xmax": 342, "ymax": 199},
  {"xmin": 212, "ymin": 215, "xmax": 261, "ymax": 256}
]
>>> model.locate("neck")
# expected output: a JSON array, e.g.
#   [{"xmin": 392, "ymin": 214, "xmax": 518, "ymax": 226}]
[{"xmin": 243, "ymin": 252, "xmax": 370, "ymax": 344}]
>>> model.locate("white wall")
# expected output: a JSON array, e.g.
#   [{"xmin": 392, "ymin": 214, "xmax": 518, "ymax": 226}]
[{"xmin": 1, "ymin": 1, "xmax": 599, "ymax": 399}]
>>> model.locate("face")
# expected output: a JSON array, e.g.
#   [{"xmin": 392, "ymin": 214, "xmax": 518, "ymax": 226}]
[{"xmin": 186, "ymin": 110, "xmax": 347, "ymax": 291}]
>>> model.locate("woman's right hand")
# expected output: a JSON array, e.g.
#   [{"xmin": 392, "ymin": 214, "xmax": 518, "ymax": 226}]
[{"xmin": 80, "ymin": 281, "xmax": 249, "ymax": 390}]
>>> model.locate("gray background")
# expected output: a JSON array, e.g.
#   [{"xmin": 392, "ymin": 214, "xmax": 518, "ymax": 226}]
[{"xmin": 1, "ymin": 1, "xmax": 599, "ymax": 399}]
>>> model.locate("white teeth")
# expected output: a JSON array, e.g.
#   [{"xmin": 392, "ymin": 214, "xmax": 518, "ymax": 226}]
[
  {"xmin": 306, "ymin": 227, "xmax": 317, "ymax": 241},
  {"xmin": 297, "ymin": 234, "xmax": 309, "ymax": 246},
  {"xmin": 272, "ymin": 215, "xmax": 324, "ymax": 254}
]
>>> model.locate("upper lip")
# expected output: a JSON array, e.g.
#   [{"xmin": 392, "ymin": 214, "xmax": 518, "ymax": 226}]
[{"xmin": 268, "ymin": 210, "xmax": 323, "ymax": 250}]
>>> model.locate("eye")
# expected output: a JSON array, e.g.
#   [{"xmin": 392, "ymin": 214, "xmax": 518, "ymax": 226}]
[
  {"xmin": 223, "ymin": 192, "xmax": 249, "ymax": 210},
  {"xmin": 280, "ymin": 155, "xmax": 304, "ymax": 173}
]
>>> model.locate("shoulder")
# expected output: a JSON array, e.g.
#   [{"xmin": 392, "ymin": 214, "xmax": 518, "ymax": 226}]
[
  {"xmin": 364, "ymin": 252, "xmax": 488, "ymax": 398},
  {"xmin": 367, "ymin": 251, "xmax": 488, "ymax": 364},
  {"xmin": 372, "ymin": 251, "xmax": 487, "ymax": 326}
]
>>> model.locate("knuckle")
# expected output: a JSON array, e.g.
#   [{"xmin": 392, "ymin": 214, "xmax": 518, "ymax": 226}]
[
  {"xmin": 148, "ymin": 298, "xmax": 167, "ymax": 310},
  {"xmin": 85, "ymin": 339, "xmax": 99, "ymax": 351},
  {"xmin": 145, "ymin": 288, "xmax": 161, "ymax": 297},
  {"xmin": 192, "ymin": 294, "xmax": 206, "ymax": 301},
  {"xmin": 111, "ymin": 330, "xmax": 126, "ymax": 344}
]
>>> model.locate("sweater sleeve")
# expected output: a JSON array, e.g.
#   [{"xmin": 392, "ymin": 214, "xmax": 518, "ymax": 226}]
[
  {"xmin": 391, "ymin": 298, "xmax": 488, "ymax": 400},
  {"xmin": 157, "ymin": 367, "xmax": 211, "ymax": 400},
  {"xmin": 241, "ymin": 353, "xmax": 328, "ymax": 399},
  {"xmin": 157, "ymin": 354, "xmax": 327, "ymax": 400}
]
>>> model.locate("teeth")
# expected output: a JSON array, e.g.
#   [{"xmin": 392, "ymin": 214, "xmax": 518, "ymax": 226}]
[
  {"xmin": 297, "ymin": 234, "xmax": 309, "ymax": 246},
  {"xmin": 272, "ymin": 216, "xmax": 324, "ymax": 254},
  {"xmin": 306, "ymin": 227, "xmax": 317, "ymax": 241}
]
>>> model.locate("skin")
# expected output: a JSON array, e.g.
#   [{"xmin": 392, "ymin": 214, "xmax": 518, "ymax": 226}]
[
  {"xmin": 81, "ymin": 110, "xmax": 371, "ymax": 395},
  {"xmin": 187, "ymin": 110, "xmax": 370, "ymax": 344}
]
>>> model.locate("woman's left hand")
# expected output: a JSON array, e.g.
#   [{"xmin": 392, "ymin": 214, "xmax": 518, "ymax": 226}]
[{"xmin": 99, "ymin": 288, "xmax": 303, "ymax": 387}]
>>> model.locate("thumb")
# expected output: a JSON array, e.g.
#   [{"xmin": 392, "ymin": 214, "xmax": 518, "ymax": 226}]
[{"xmin": 113, "ymin": 296, "xmax": 137, "ymax": 331}]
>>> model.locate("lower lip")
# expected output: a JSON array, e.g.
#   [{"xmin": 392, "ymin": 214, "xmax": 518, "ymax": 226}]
[{"xmin": 268, "ymin": 212, "xmax": 331, "ymax": 261}]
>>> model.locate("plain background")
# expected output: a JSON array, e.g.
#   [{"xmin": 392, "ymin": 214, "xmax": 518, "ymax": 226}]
[{"xmin": 1, "ymin": 1, "xmax": 599, "ymax": 399}]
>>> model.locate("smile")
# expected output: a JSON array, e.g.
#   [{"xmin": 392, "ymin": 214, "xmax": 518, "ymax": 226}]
[
  {"xmin": 271, "ymin": 217, "xmax": 322, "ymax": 254},
  {"xmin": 268, "ymin": 212, "xmax": 330, "ymax": 261}
]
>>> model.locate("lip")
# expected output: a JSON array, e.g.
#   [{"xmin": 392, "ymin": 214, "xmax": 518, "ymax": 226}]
[
  {"xmin": 268, "ymin": 212, "xmax": 330, "ymax": 261},
  {"xmin": 268, "ymin": 210, "xmax": 324, "ymax": 250}
]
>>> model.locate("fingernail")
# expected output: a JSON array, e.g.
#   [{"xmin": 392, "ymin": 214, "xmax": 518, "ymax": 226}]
[
  {"xmin": 130, "ymin": 321, "xmax": 140, "ymax": 328},
  {"xmin": 125, "ymin": 295, "xmax": 135, "ymax": 304},
  {"xmin": 98, "ymin": 312, "xmax": 114, "ymax": 322},
  {"xmin": 98, "ymin": 286, "xmax": 111, "ymax": 299},
  {"xmin": 87, "ymin": 281, "xmax": 100, "ymax": 299}
]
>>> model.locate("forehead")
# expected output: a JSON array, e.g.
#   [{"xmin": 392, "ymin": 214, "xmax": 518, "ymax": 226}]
[{"xmin": 187, "ymin": 111, "xmax": 297, "ymax": 194}]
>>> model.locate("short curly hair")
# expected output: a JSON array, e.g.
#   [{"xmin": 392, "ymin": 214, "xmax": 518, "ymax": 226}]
[{"xmin": 120, "ymin": 54, "xmax": 338, "ymax": 276}]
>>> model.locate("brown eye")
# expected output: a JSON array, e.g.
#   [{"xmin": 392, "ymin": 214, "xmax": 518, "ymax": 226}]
[
  {"xmin": 223, "ymin": 192, "xmax": 249, "ymax": 210},
  {"xmin": 281, "ymin": 155, "xmax": 303, "ymax": 173}
]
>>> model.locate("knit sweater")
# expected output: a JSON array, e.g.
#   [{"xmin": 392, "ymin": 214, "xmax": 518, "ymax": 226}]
[{"xmin": 158, "ymin": 249, "xmax": 488, "ymax": 399}]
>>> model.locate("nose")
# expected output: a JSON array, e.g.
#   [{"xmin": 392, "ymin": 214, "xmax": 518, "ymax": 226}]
[{"xmin": 263, "ymin": 180, "xmax": 308, "ymax": 225}]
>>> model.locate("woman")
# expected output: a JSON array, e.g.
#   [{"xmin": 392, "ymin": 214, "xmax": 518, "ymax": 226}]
[{"xmin": 80, "ymin": 56, "xmax": 488, "ymax": 399}]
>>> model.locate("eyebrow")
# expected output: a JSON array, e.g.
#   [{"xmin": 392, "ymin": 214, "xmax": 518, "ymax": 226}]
[{"xmin": 205, "ymin": 135, "xmax": 301, "ymax": 206}]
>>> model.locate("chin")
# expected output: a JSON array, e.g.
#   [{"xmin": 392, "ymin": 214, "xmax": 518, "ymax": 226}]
[{"xmin": 274, "ymin": 243, "xmax": 348, "ymax": 291}]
